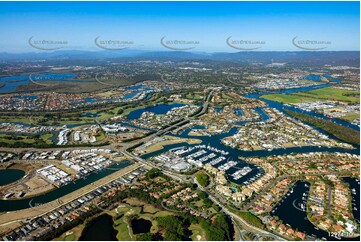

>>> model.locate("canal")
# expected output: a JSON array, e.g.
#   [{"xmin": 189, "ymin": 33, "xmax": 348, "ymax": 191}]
[
  {"xmin": 0, "ymin": 169, "xmax": 25, "ymax": 186},
  {"xmin": 1, "ymin": 76, "xmax": 359, "ymax": 239},
  {"xmin": 126, "ymin": 103, "xmax": 186, "ymax": 120},
  {"xmin": 0, "ymin": 160, "xmax": 133, "ymax": 212},
  {"xmin": 343, "ymin": 177, "xmax": 360, "ymax": 222},
  {"xmin": 138, "ymin": 79, "xmax": 360, "ymax": 239},
  {"xmin": 271, "ymin": 180, "xmax": 359, "ymax": 241}
]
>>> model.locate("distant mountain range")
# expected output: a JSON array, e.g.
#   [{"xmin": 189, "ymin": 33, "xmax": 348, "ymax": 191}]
[{"xmin": 0, "ymin": 50, "xmax": 359, "ymax": 66}]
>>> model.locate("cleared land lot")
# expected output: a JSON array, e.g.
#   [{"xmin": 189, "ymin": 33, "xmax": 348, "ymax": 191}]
[
  {"xmin": 261, "ymin": 87, "xmax": 360, "ymax": 104},
  {"xmin": 140, "ymin": 135, "xmax": 202, "ymax": 154}
]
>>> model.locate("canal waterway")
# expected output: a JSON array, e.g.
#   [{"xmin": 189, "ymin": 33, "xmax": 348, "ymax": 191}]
[
  {"xmin": 0, "ymin": 160, "xmax": 133, "ymax": 212},
  {"xmin": 0, "ymin": 169, "xmax": 26, "ymax": 186},
  {"xmin": 126, "ymin": 103, "xmax": 186, "ymax": 120},
  {"xmin": 271, "ymin": 180, "xmax": 359, "ymax": 241},
  {"xmin": 1, "ymin": 78, "xmax": 359, "ymax": 239},
  {"xmin": 138, "ymin": 80, "xmax": 360, "ymax": 239}
]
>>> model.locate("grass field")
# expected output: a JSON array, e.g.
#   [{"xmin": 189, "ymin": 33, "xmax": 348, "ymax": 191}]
[
  {"xmin": 49, "ymin": 198, "xmax": 209, "ymax": 241},
  {"xmin": 0, "ymin": 115, "xmax": 94, "ymax": 126},
  {"xmin": 121, "ymin": 105, "xmax": 147, "ymax": 116},
  {"xmin": 186, "ymin": 93, "xmax": 203, "ymax": 100},
  {"xmin": 261, "ymin": 87, "xmax": 360, "ymax": 104},
  {"xmin": 59, "ymin": 232, "xmax": 76, "ymax": 241},
  {"xmin": 0, "ymin": 134, "xmax": 37, "ymax": 144},
  {"xmin": 114, "ymin": 200, "xmax": 176, "ymax": 240},
  {"xmin": 114, "ymin": 215, "xmax": 132, "ymax": 241},
  {"xmin": 341, "ymin": 113, "xmax": 360, "ymax": 122},
  {"xmin": 0, "ymin": 116, "xmax": 34, "ymax": 124},
  {"xmin": 221, "ymin": 93, "xmax": 232, "ymax": 100},
  {"xmin": 115, "ymin": 221, "xmax": 131, "ymax": 240},
  {"xmin": 140, "ymin": 135, "xmax": 202, "ymax": 154},
  {"xmin": 96, "ymin": 107, "xmax": 122, "ymax": 120},
  {"xmin": 189, "ymin": 223, "xmax": 207, "ymax": 241},
  {"xmin": 0, "ymin": 92, "xmax": 174, "ymax": 126},
  {"xmin": 40, "ymin": 133, "xmax": 54, "ymax": 144},
  {"xmin": 54, "ymin": 223, "xmax": 85, "ymax": 241}
]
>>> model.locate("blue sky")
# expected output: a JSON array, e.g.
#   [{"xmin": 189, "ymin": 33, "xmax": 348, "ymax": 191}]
[{"xmin": 0, "ymin": 1, "xmax": 359, "ymax": 52}]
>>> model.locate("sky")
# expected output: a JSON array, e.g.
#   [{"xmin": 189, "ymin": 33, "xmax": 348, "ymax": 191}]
[{"xmin": 0, "ymin": 1, "xmax": 359, "ymax": 53}]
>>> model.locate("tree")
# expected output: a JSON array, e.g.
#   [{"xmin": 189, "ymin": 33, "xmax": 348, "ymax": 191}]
[
  {"xmin": 136, "ymin": 232, "xmax": 154, "ymax": 241},
  {"xmin": 200, "ymin": 213, "xmax": 231, "ymax": 241},
  {"xmin": 146, "ymin": 168, "xmax": 161, "ymax": 179},
  {"xmin": 196, "ymin": 173, "xmax": 210, "ymax": 187},
  {"xmin": 212, "ymin": 204, "xmax": 221, "ymax": 212},
  {"xmin": 197, "ymin": 191, "xmax": 208, "ymax": 199},
  {"xmin": 203, "ymin": 198, "xmax": 213, "ymax": 208},
  {"xmin": 157, "ymin": 216, "xmax": 185, "ymax": 240},
  {"xmin": 238, "ymin": 212, "xmax": 264, "ymax": 229}
]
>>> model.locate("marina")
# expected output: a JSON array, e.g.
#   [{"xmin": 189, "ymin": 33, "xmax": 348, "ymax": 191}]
[
  {"xmin": 208, "ymin": 156, "xmax": 226, "ymax": 166},
  {"xmin": 231, "ymin": 166, "xmax": 252, "ymax": 180},
  {"xmin": 343, "ymin": 177, "xmax": 360, "ymax": 222},
  {"xmin": 0, "ymin": 68, "xmax": 359, "ymax": 240},
  {"xmin": 218, "ymin": 160, "xmax": 238, "ymax": 171},
  {"xmin": 0, "ymin": 3, "xmax": 359, "ymax": 240},
  {"xmin": 271, "ymin": 181, "xmax": 359, "ymax": 241}
]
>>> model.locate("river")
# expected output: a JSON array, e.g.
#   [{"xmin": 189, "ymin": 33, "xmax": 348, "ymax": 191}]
[
  {"xmin": 139, "ymin": 80, "xmax": 359, "ymax": 239},
  {"xmin": 1, "ymin": 78, "xmax": 359, "ymax": 239},
  {"xmin": 245, "ymin": 81, "xmax": 360, "ymax": 131},
  {"xmin": 0, "ymin": 73, "xmax": 76, "ymax": 93}
]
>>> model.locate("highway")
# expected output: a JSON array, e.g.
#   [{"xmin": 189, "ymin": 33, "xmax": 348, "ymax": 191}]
[
  {"xmin": 122, "ymin": 140, "xmax": 286, "ymax": 241},
  {"xmin": 120, "ymin": 87, "xmax": 286, "ymax": 240},
  {"xmin": 0, "ymin": 87, "xmax": 285, "ymax": 240},
  {"xmin": 0, "ymin": 163, "xmax": 142, "ymax": 234}
]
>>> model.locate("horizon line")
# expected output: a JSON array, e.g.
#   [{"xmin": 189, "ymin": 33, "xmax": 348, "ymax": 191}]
[{"xmin": 1, "ymin": 49, "xmax": 360, "ymax": 54}]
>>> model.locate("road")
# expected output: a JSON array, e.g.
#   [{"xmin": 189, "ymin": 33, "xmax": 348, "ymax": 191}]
[
  {"xmin": 122, "ymin": 149, "xmax": 188, "ymax": 183},
  {"xmin": 0, "ymin": 163, "xmax": 141, "ymax": 234},
  {"xmin": 194, "ymin": 89, "xmax": 214, "ymax": 117},
  {"xmin": 0, "ymin": 87, "xmax": 284, "ymax": 240},
  {"xmin": 123, "ymin": 141, "xmax": 281, "ymax": 241},
  {"xmin": 327, "ymin": 185, "xmax": 332, "ymax": 219},
  {"xmin": 112, "ymin": 87, "xmax": 285, "ymax": 240},
  {"xmin": 226, "ymin": 75, "xmax": 243, "ymax": 87},
  {"xmin": 0, "ymin": 88, "xmax": 214, "ymax": 228}
]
